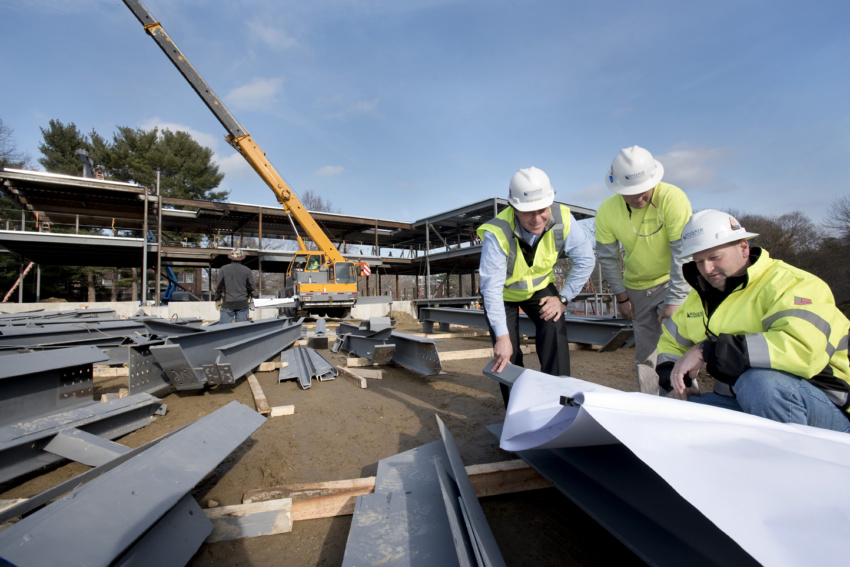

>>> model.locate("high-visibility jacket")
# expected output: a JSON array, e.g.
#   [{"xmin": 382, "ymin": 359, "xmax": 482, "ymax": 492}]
[
  {"xmin": 476, "ymin": 204, "xmax": 571, "ymax": 302},
  {"xmin": 658, "ymin": 248, "xmax": 850, "ymax": 412}
]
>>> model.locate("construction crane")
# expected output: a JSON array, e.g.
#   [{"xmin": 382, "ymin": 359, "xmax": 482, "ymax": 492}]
[{"xmin": 122, "ymin": 0, "xmax": 360, "ymax": 318}]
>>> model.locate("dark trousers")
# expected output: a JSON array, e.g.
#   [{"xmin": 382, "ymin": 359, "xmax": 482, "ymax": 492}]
[{"xmin": 485, "ymin": 284, "xmax": 571, "ymax": 406}]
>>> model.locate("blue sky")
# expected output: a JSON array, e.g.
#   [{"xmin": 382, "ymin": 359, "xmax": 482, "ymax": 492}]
[{"xmin": 2, "ymin": 0, "xmax": 848, "ymax": 228}]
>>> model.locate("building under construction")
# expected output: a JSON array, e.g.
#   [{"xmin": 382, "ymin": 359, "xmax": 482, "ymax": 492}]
[{"xmin": 0, "ymin": 168, "xmax": 604, "ymax": 310}]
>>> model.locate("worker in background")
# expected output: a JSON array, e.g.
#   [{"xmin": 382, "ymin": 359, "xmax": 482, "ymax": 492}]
[
  {"xmin": 595, "ymin": 146, "xmax": 692, "ymax": 395},
  {"xmin": 657, "ymin": 210, "xmax": 850, "ymax": 432},
  {"xmin": 478, "ymin": 166, "xmax": 595, "ymax": 404},
  {"xmin": 215, "ymin": 249, "xmax": 255, "ymax": 324}
]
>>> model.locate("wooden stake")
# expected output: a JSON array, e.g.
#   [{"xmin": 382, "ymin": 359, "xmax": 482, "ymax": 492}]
[{"xmin": 245, "ymin": 372, "xmax": 271, "ymax": 416}]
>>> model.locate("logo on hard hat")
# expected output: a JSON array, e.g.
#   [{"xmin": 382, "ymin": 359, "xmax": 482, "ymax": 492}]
[
  {"xmin": 624, "ymin": 171, "xmax": 645, "ymax": 181},
  {"xmin": 728, "ymin": 217, "xmax": 742, "ymax": 231},
  {"xmin": 523, "ymin": 188, "xmax": 543, "ymax": 198},
  {"xmin": 682, "ymin": 227, "xmax": 704, "ymax": 240}
]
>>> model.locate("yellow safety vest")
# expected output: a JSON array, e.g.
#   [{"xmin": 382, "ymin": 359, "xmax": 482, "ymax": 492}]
[
  {"xmin": 658, "ymin": 249, "xmax": 850, "ymax": 411},
  {"xmin": 477, "ymin": 205, "xmax": 571, "ymax": 302}
]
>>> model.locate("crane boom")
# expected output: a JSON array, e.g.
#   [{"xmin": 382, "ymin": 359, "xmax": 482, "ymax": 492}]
[{"xmin": 122, "ymin": 0, "xmax": 344, "ymax": 263}]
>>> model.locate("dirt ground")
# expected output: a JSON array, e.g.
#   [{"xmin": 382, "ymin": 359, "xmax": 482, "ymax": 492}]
[{"xmin": 0, "ymin": 315, "xmax": 711, "ymax": 566}]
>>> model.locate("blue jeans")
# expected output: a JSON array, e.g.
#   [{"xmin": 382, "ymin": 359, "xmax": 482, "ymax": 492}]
[
  {"xmin": 219, "ymin": 308, "xmax": 249, "ymax": 324},
  {"xmin": 689, "ymin": 368, "xmax": 850, "ymax": 433}
]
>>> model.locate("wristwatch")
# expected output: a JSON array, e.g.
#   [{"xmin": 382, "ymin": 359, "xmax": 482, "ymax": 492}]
[{"xmin": 558, "ymin": 295, "xmax": 568, "ymax": 304}]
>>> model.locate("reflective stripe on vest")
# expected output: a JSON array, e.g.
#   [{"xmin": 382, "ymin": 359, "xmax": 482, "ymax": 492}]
[{"xmin": 477, "ymin": 205, "xmax": 570, "ymax": 301}]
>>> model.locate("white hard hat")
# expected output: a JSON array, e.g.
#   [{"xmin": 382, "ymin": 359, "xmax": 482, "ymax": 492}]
[
  {"xmin": 680, "ymin": 209, "xmax": 759, "ymax": 259},
  {"xmin": 508, "ymin": 167, "xmax": 555, "ymax": 212},
  {"xmin": 605, "ymin": 145, "xmax": 664, "ymax": 195}
]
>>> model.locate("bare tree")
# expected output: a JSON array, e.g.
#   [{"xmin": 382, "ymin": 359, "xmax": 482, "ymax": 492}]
[
  {"xmin": 824, "ymin": 195, "xmax": 850, "ymax": 241},
  {"xmin": 0, "ymin": 118, "xmax": 32, "ymax": 170},
  {"xmin": 728, "ymin": 209, "xmax": 820, "ymax": 263}
]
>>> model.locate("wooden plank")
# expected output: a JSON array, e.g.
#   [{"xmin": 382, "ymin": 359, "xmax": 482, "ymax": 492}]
[
  {"xmin": 241, "ymin": 460, "xmax": 550, "ymax": 523},
  {"xmin": 270, "ymin": 405, "xmax": 294, "ymax": 417},
  {"xmin": 256, "ymin": 361, "xmax": 289, "ymax": 372},
  {"xmin": 337, "ymin": 366, "xmax": 367, "ymax": 389},
  {"xmin": 204, "ymin": 498, "xmax": 293, "ymax": 542},
  {"xmin": 345, "ymin": 357, "xmax": 373, "ymax": 368},
  {"xmin": 244, "ymin": 477, "xmax": 377, "ymax": 504},
  {"xmin": 245, "ymin": 372, "xmax": 271, "ymax": 416},
  {"xmin": 439, "ymin": 344, "xmax": 536, "ymax": 361},
  {"xmin": 466, "ymin": 459, "xmax": 552, "ymax": 497}
]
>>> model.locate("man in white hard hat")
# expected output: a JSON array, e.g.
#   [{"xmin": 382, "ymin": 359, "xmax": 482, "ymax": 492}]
[
  {"xmin": 596, "ymin": 146, "xmax": 693, "ymax": 395},
  {"xmin": 656, "ymin": 210, "xmax": 850, "ymax": 432},
  {"xmin": 478, "ymin": 166, "xmax": 595, "ymax": 404},
  {"xmin": 215, "ymin": 249, "xmax": 256, "ymax": 324}
]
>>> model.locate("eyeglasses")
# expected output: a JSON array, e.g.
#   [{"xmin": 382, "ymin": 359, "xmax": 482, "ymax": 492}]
[{"xmin": 626, "ymin": 199, "xmax": 664, "ymax": 237}]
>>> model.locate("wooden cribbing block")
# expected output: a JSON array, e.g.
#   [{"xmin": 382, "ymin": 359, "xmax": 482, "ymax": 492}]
[
  {"xmin": 245, "ymin": 372, "xmax": 271, "ymax": 416},
  {"xmin": 256, "ymin": 361, "xmax": 289, "ymax": 372},
  {"xmin": 337, "ymin": 366, "xmax": 367, "ymax": 388},
  {"xmin": 204, "ymin": 498, "xmax": 293, "ymax": 542},
  {"xmin": 270, "ymin": 405, "xmax": 294, "ymax": 417},
  {"xmin": 93, "ymin": 367, "xmax": 130, "ymax": 378},
  {"xmin": 345, "ymin": 357, "xmax": 373, "ymax": 368}
]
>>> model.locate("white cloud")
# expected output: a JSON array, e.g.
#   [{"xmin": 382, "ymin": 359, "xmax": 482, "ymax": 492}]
[
  {"xmin": 315, "ymin": 165, "xmax": 344, "ymax": 177},
  {"xmin": 247, "ymin": 20, "xmax": 297, "ymax": 50},
  {"xmin": 656, "ymin": 143, "xmax": 735, "ymax": 190},
  {"xmin": 225, "ymin": 77, "xmax": 284, "ymax": 111}
]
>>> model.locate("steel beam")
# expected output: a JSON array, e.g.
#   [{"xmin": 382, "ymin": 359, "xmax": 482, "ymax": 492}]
[
  {"xmin": 333, "ymin": 334, "xmax": 396, "ymax": 365},
  {"xmin": 0, "ymin": 401, "xmax": 265, "ymax": 567},
  {"xmin": 0, "ymin": 308, "xmax": 115, "ymax": 323},
  {"xmin": 0, "ymin": 345, "xmax": 108, "ymax": 427},
  {"xmin": 278, "ymin": 346, "xmax": 337, "ymax": 388},
  {"xmin": 384, "ymin": 332, "xmax": 442, "ymax": 376},
  {"xmin": 0, "ymin": 426, "xmax": 185, "ymax": 525},
  {"xmin": 343, "ymin": 418, "xmax": 505, "ymax": 566},
  {"xmin": 436, "ymin": 415, "xmax": 504, "ymax": 566},
  {"xmin": 128, "ymin": 339, "xmax": 171, "ymax": 396},
  {"xmin": 485, "ymin": 424, "xmax": 758, "ymax": 567},
  {"xmin": 0, "ymin": 320, "xmax": 147, "ymax": 348},
  {"xmin": 204, "ymin": 323, "xmax": 302, "ymax": 386},
  {"xmin": 44, "ymin": 428, "xmax": 132, "ymax": 467},
  {"xmin": 0, "ymin": 393, "xmax": 161, "ymax": 484},
  {"xmin": 148, "ymin": 317, "xmax": 301, "ymax": 391},
  {"xmin": 418, "ymin": 307, "xmax": 634, "ymax": 350}
]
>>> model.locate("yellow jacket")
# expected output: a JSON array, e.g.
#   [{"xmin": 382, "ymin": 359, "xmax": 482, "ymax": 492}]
[{"xmin": 658, "ymin": 248, "xmax": 850, "ymax": 411}]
